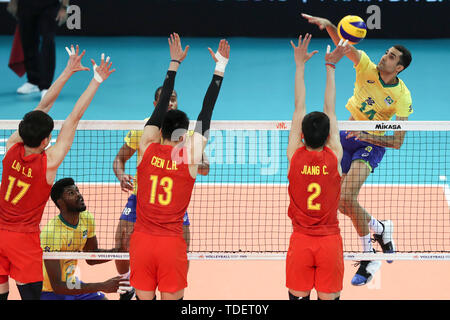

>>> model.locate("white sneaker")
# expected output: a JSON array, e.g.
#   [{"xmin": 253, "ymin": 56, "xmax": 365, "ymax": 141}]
[
  {"xmin": 351, "ymin": 259, "xmax": 382, "ymax": 286},
  {"xmin": 40, "ymin": 89, "xmax": 48, "ymax": 101},
  {"xmin": 373, "ymin": 220, "xmax": 396, "ymax": 263},
  {"xmin": 17, "ymin": 82, "xmax": 39, "ymax": 94}
]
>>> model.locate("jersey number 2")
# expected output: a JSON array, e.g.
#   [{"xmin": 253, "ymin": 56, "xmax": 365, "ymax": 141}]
[
  {"xmin": 4, "ymin": 176, "xmax": 31, "ymax": 205},
  {"xmin": 307, "ymin": 183, "xmax": 321, "ymax": 211},
  {"xmin": 149, "ymin": 175, "xmax": 173, "ymax": 206}
]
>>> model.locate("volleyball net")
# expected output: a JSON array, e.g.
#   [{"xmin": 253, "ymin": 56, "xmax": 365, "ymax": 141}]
[{"xmin": 0, "ymin": 120, "xmax": 449, "ymax": 261}]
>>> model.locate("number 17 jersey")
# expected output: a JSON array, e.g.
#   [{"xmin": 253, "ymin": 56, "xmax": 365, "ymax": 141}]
[
  {"xmin": 0, "ymin": 143, "xmax": 52, "ymax": 233},
  {"xmin": 287, "ymin": 146, "xmax": 341, "ymax": 236},
  {"xmin": 136, "ymin": 143, "xmax": 195, "ymax": 237}
]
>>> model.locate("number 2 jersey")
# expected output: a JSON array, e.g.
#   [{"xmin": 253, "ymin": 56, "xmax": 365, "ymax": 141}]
[
  {"xmin": 135, "ymin": 143, "xmax": 195, "ymax": 237},
  {"xmin": 287, "ymin": 146, "xmax": 341, "ymax": 236},
  {"xmin": 0, "ymin": 143, "xmax": 52, "ymax": 233}
]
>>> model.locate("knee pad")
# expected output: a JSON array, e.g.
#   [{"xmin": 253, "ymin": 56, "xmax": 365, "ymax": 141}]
[
  {"xmin": 317, "ymin": 295, "xmax": 340, "ymax": 301},
  {"xmin": 289, "ymin": 291, "xmax": 310, "ymax": 300}
]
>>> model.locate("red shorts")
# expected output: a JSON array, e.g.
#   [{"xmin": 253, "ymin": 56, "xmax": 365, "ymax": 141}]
[
  {"xmin": 129, "ymin": 231, "xmax": 188, "ymax": 293},
  {"xmin": 286, "ymin": 232, "xmax": 344, "ymax": 293},
  {"xmin": 0, "ymin": 229, "xmax": 43, "ymax": 283}
]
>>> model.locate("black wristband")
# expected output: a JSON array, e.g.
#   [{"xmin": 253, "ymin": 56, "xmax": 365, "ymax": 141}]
[{"xmin": 171, "ymin": 59, "xmax": 181, "ymax": 64}]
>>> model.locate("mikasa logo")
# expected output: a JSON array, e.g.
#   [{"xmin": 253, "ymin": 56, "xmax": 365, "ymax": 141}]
[{"xmin": 375, "ymin": 123, "xmax": 402, "ymax": 130}]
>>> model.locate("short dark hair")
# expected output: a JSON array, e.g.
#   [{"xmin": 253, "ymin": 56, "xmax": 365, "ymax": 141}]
[
  {"xmin": 161, "ymin": 109, "xmax": 189, "ymax": 141},
  {"xmin": 154, "ymin": 86, "xmax": 177, "ymax": 102},
  {"xmin": 301, "ymin": 112, "xmax": 330, "ymax": 149},
  {"xmin": 393, "ymin": 45, "xmax": 412, "ymax": 71},
  {"xmin": 18, "ymin": 110, "xmax": 54, "ymax": 148},
  {"xmin": 51, "ymin": 177, "xmax": 75, "ymax": 208}
]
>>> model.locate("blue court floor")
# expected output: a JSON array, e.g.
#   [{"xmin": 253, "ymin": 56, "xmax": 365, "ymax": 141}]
[{"xmin": 0, "ymin": 36, "xmax": 449, "ymax": 121}]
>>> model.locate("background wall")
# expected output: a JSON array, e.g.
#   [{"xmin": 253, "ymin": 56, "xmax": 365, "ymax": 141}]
[{"xmin": 0, "ymin": 0, "xmax": 449, "ymax": 38}]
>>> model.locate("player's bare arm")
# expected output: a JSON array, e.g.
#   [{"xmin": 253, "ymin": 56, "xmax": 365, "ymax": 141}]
[
  {"xmin": 44, "ymin": 259, "xmax": 121, "ymax": 295},
  {"xmin": 287, "ymin": 34, "xmax": 317, "ymax": 162},
  {"xmin": 323, "ymin": 39, "xmax": 350, "ymax": 163},
  {"xmin": 188, "ymin": 39, "xmax": 230, "ymax": 178},
  {"xmin": 139, "ymin": 33, "xmax": 189, "ymax": 162},
  {"xmin": 346, "ymin": 116, "xmax": 408, "ymax": 149},
  {"xmin": 301, "ymin": 13, "xmax": 361, "ymax": 65},
  {"xmin": 113, "ymin": 143, "xmax": 136, "ymax": 192},
  {"xmin": 6, "ymin": 45, "xmax": 90, "ymax": 151},
  {"xmin": 46, "ymin": 53, "xmax": 115, "ymax": 185},
  {"xmin": 83, "ymin": 235, "xmax": 120, "ymax": 265}
]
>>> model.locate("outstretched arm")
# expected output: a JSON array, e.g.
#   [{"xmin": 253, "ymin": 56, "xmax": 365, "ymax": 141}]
[
  {"xmin": 286, "ymin": 34, "xmax": 317, "ymax": 162},
  {"xmin": 44, "ymin": 259, "xmax": 122, "ymax": 295},
  {"xmin": 323, "ymin": 40, "xmax": 350, "ymax": 163},
  {"xmin": 188, "ymin": 39, "xmax": 230, "ymax": 178},
  {"xmin": 46, "ymin": 53, "xmax": 115, "ymax": 185},
  {"xmin": 6, "ymin": 45, "xmax": 89, "ymax": 151},
  {"xmin": 301, "ymin": 13, "xmax": 361, "ymax": 65},
  {"xmin": 138, "ymin": 33, "xmax": 189, "ymax": 163}
]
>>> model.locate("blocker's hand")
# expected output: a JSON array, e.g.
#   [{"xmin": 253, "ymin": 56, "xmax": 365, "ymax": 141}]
[
  {"xmin": 64, "ymin": 45, "xmax": 90, "ymax": 74},
  {"xmin": 325, "ymin": 39, "xmax": 350, "ymax": 65},
  {"xmin": 290, "ymin": 33, "xmax": 318, "ymax": 66},
  {"xmin": 90, "ymin": 53, "xmax": 116, "ymax": 83},
  {"xmin": 169, "ymin": 33, "xmax": 189, "ymax": 63}
]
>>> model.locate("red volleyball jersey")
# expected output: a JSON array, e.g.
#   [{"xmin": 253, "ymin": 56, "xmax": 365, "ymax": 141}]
[
  {"xmin": 288, "ymin": 146, "xmax": 341, "ymax": 236},
  {"xmin": 135, "ymin": 143, "xmax": 196, "ymax": 236},
  {"xmin": 0, "ymin": 143, "xmax": 52, "ymax": 233}
]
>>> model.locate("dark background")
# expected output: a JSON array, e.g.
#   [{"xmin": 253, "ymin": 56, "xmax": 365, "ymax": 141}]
[{"xmin": 0, "ymin": 0, "xmax": 449, "ymax": 38}]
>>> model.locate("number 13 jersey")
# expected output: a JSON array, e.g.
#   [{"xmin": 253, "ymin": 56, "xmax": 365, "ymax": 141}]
[
  {"xmin": 136, "ymin": 143, "xmax": 195, "ymax": 237},
  {"xmin": 288, "ymin": 146, "xmax": 341, "ymax": 236}
]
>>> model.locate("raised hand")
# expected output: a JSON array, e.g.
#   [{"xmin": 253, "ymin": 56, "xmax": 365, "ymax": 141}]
[
  {"xmin": 290, "ymin": 33, "xmax": 318, "ymax": 66},
  {"xmin": 168, "ymin": 33, "xmax": 189, "ymax": 62},
  {"xmin": 325, "ymin": 39, "xmax": 351, "ymax": 65},
  {"xmin": 64, "ymin": 45, "xmax": 90, "ymax": 74},
  {"xmin": 90, "ymin": 53, "xmax": 116, "ymax": 83},
  {"xmin": 208, "ymin": 39, "xmax": 230, "ymax": 62},
  {"xmin": 301, "ymin": 13, "xmax": 330, "ymax": 30}
]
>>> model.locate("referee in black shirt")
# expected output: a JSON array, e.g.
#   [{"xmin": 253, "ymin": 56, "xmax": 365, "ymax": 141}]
[{"xmin": 8, "ymin": 0, "xmax": 69, "ymax": 100}]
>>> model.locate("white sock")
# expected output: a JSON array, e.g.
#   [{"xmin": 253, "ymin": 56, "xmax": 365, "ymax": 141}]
[
  {"xmin": 369, "ymin": 217, "xmax": 384, "ymax": 235},
  {"xmin": 360, "ymin": 234, "xmax": 373, "ymax": 253}
]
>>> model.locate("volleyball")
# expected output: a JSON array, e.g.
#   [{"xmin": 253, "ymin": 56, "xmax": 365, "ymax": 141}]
[{"xmin": 337, "ymin": 15, "xmax": 367, "ymax": 45}]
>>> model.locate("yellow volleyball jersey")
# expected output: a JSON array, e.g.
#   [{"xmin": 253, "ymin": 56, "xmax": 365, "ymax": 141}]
[
  {"xmin": 124, "ymin": 118, "xmax": 149, "ymax": 195},
  {"xmin": 345, "ymin": 51, "xmax": 413, "ymax": 135},
  {"xmin": 124, "ymin": 129, "xmax": 143, "ymax": 195},
  {"xmin": 40, "ymin": 211, "xmax": 96, "ymax": 292}
]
